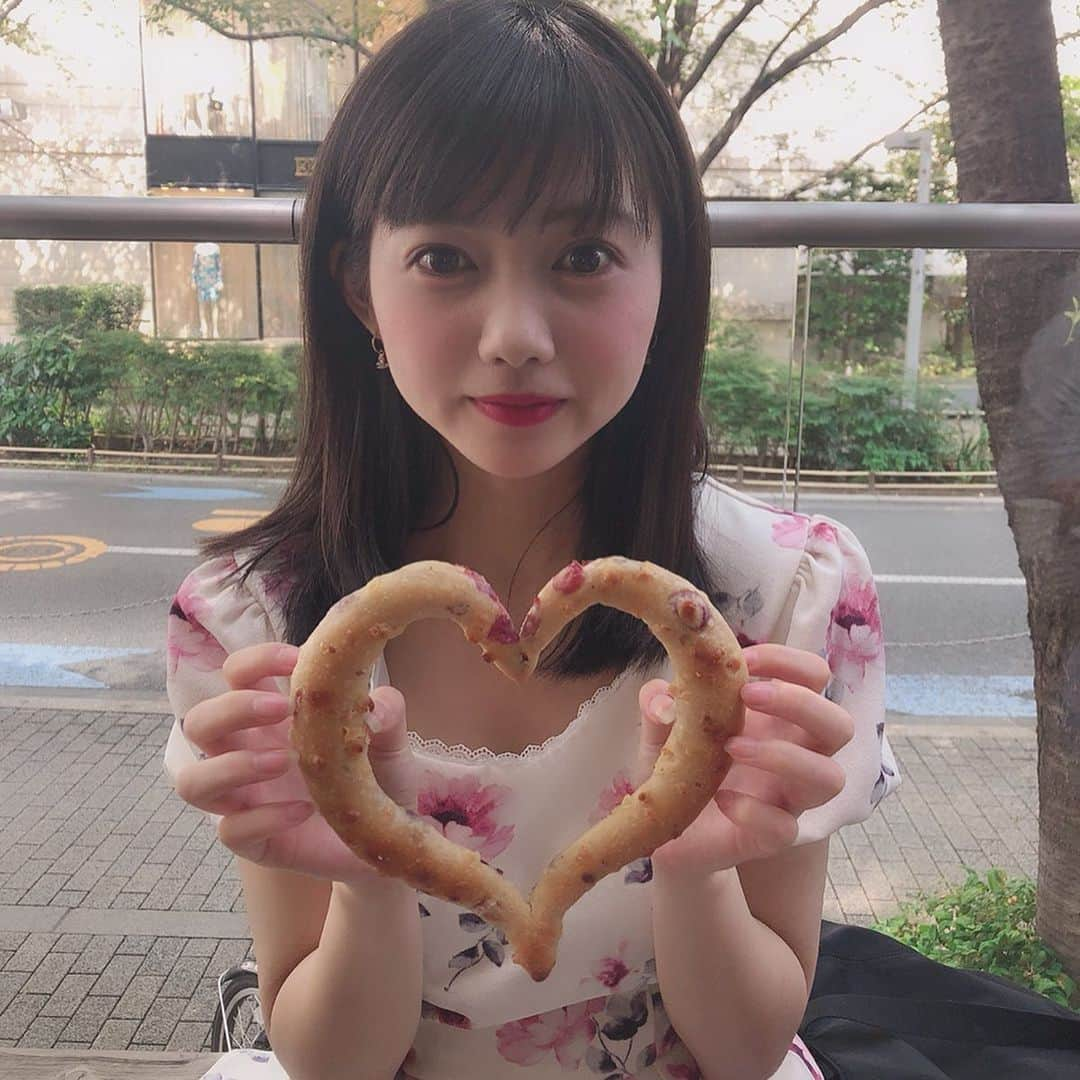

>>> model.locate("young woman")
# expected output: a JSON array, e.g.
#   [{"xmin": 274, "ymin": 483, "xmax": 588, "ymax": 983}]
[{"xmin": 165, "ymin": 1, "xmax": 899, "ymax": 1076}]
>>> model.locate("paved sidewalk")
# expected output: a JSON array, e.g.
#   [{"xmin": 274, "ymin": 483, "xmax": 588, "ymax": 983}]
[{"xmin": 0, "ymin": 698, "xmax": 1039, "ymax": 1052}]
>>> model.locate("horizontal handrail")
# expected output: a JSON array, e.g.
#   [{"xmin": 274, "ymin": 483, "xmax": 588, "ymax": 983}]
[{"xmin": 2, "ymin": 196, "xmax": 1080, "ymax": 249}]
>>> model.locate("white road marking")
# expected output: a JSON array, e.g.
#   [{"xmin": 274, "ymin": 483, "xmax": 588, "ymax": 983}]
[
  {"xmin": 875, "ymin": 574, "xmax": 1025, "ymax": 586},
  {"xmin": 106, "ymin": 545, "xmax": 199, "ymax": 556},
  {"xmin": 102, "ymin": 547, "xmax": 1030, "ymax": 587}
]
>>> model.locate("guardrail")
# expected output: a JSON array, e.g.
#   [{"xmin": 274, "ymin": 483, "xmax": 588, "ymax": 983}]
[{"xmin": 0, "ymin": 445, "xmax": 1001, "ymax": 493}]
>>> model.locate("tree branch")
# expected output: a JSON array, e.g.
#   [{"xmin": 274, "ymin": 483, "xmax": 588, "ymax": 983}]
[
  {"xmin": 755, "ymin": 0, "xmax": 821, "ymax": 86},
  {"xmin": 148, "ymin": 1, "xmax": 373, "ymax": 58},
  {"xmin": 678, "ymin": 0, "xmax": 766, "ymax": 106},
  {"xmin": 0, "ymin": 116, "xmax": 108, "ymax": 189},
  {"xmin": 0, "ymin": 0, "xmax": 27, "ymax": 21},
  {"xmin": 695, "ymin": 0, "xmax": 898, "ymax": 175},
  {"xmin": 782, "ymin": 90, "xmax": 947, "ymax": 198}
]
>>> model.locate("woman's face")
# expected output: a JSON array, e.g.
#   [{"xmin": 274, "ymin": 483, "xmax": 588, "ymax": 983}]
[{"xmin": 345, "ymin": 185, "xmax": 663, "ymax": 482}]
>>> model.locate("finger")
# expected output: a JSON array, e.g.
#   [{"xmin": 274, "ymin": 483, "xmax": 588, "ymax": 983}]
[
  {"xmin": 724, "ymin": 737, "xmax": 846, "ymax": 814},
  {"xmin": 714, "ymin": 789, "xmax": 799, "ymax": 860},
  {"xmin": 634, "ymin": 680, "xmax": 676, "ymax": 787},
  {"xmin": 217, "ymin": 800, "xmax": 315, "ymax": 865},
  {"xmin": 742, "ymin": 644, "xmax": 832, "ymax": 694},
  {"xmin": 740, "ymin": 679, "xmax": 854, "ymax": 755},
  {"xmin": 222, "ymin": 642, "xmax": 300, "ymax": 693},
  {"xmin": 174, "ymin": 746, "xmax": 299, "ymax": 816},
  {"xmin": 182, "ymin": 690, "xmax": 291, "ymax": 756},
  {"xmin": 367, "ymin": 686, "xmax": 417, "ymax": 809}
]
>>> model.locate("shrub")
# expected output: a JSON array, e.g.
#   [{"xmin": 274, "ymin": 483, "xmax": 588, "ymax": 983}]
[
  {"xmin": 14, "ymin": 284, "xmax": 144, "ymax": 338},
  {"xmin": 874, "ymin": 869, "xmax": 1078, "ymax": 1009}
]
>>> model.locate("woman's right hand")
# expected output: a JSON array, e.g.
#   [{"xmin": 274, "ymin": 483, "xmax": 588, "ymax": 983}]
[{"xmin": 174, "ymin": 642, "xmax": 417, "ymax": 885}]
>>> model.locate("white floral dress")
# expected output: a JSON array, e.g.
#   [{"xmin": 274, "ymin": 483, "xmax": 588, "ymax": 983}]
[{"xmin": 165, "ymin": 477, "xmax": 900, "ymax": 1080}]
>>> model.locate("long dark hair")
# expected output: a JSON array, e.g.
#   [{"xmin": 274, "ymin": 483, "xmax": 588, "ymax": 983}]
[{"xmin": 199, "ymin": 0, "xmax": 722, "ymax": 680}]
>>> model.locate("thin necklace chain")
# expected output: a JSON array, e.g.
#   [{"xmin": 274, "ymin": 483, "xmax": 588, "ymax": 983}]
[{"xmin": 505, "ymin": 486, "xmax": 583, "ymax": 616}]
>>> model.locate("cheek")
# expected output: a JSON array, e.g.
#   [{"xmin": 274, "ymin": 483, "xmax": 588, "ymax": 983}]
[{"xmin": 572, "ymin": 290, "xmax": 658, "ymax": 379}]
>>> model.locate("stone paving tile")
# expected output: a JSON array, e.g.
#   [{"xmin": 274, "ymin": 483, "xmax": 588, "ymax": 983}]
[{"xmin": 0, "ymin": 706, "xmax": 1040, "ymax": 1050}]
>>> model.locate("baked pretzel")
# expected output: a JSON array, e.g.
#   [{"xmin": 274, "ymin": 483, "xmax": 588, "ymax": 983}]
[{"xmin": 289, "ymin": 556, "xmax": 746, "ymax": 981}]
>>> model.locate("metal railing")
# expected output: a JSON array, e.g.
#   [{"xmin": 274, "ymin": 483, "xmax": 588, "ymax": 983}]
[
  {"xmin": 1, "ymin": 195, "xmax": 1080, "ymax": 249},
  {"xmin": 0, "ymin": 445, "xmax": 1003, "ymax": 494},
  {"xmin": 5, "ymin": 195, "xmax": 1066, "ymax": 505}
]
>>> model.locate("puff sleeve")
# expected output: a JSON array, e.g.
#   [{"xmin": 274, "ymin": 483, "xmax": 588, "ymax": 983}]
[
  {"xmin": 769, "ymin": 515, "xmax": 900, "ymax": 844},
  {"xmin": 163, "ymin": 553, "xmax": 287, "ymax": 790}
]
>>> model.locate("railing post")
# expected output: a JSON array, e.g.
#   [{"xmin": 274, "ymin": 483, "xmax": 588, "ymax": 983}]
[
  {"xmin": 216, "ymin": 451, "xmax": 225, "ymax": 474},
  {"xmin": 87, "ymin": 445, "xmax": 95, "ymax": 468},
  {"xmin": 868, "ymin": 471, "xmax": 876, "ymax": 491},
  {"xmin": 736, "ymin": 464, "xmax": 744, "ymax": 488}
]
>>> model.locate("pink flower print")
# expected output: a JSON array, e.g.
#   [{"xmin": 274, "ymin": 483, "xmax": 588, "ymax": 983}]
[
  {"xmin": 826, "ymin": 576, "xmax": 884, "ymax": 693},
  {"xmin": 771, "ymin": 514, "xmax": 809, "ymax": 549},
  {"xmin": 495, "ymin": 997, "xmax": 605, "ymax": 1068},
  {"xmin": 667, "ymin": 1065, "xmax": 702, "ymax": 1080},
  {"xmin": 590, "ymin": 769, "xmax": 635, "ymax": 825},
  {"xmin": 166, "ymin": 600, "xmax": 227, "ymax": 678},
  {"xmin": 772, "ymin": 516, "xmax": 839, "ymax": 550},
  {"xmin": 580, "ymin": 939, "xmax": 632, "ymax": 991},
  {"xmin": 174, "ymin": 573, "xmax": 213, "ymax": 626},
  {"xmin": 416, "ymin": 773, "xmax": 515, "ymax": 859}
]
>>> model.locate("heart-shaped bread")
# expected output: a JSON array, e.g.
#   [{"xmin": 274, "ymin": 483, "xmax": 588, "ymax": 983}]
[{"xmin": 289, "ymin": 556, "xmax": 746, "ymax": 981}]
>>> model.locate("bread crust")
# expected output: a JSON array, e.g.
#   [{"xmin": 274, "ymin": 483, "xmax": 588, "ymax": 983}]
[{"xmin": 289, "ymin": 556, "xmax": 746, "ymax": 981}]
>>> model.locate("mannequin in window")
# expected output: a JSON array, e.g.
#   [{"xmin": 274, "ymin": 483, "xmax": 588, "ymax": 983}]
[{"xmin": 192, "ymin": 242, "xmax": 223, "ymax": 338}]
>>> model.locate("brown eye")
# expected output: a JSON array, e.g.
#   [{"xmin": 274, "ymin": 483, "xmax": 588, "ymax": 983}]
[
  {"xmin": 415, "ymin": 247, "xmax": 467, "ymax": 275},
  {"xmin": 559, "ymin": 244, "xmax": 615, "ymax": 275}
]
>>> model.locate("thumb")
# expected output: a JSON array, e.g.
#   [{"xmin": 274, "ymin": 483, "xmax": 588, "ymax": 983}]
[
  {"xmin": 367, "ymin": 686, "xmax": 417, "ymax": 810},
  {"xmin": 634, "ymin": 681, "xmax": 676, "ymax": 788}
]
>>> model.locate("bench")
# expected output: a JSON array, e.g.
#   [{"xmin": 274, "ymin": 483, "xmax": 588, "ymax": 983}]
[{"xmin": 0, "ymin": 1047, "xmax": 223, "ymax": 1078}]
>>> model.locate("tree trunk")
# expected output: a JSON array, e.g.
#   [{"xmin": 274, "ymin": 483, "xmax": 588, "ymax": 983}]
[{"xmin": 938, "ymin": 0, "xmax": 1080, "ymax": 977}]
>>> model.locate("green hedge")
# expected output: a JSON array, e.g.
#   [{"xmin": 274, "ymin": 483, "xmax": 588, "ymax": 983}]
[
  {"xmin": 701, "ymin": 321, "xmax": 990, "ymax": 472},
  {"xmin": 14, "ymin": 284, "xmax": 144, "ymax": 337},
  {"xmin": 3, "ymin": 289, "xmax": 990, "ymax": 468}
]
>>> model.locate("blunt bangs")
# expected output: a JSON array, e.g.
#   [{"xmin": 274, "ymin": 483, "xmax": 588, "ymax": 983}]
[{"xmin": 365, "ymin": 2, "xmax": 667, "ymax": 240}]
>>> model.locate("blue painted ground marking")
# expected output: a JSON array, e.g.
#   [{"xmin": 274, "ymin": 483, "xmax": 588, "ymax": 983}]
[
  {"xmin": 109, "ymin": 485, "xmax": 260, "ymax": 501},
  {"xmin": 886, "ymin": 674, "xmax": 1035, "ymax": 717},
  {"xmin": 0, "ymin": 644, "xmax": 156, "ymax": 689}
]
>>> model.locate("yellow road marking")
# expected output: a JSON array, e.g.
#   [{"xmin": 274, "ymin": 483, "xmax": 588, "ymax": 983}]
[
  {"xmin": 0, "ymin": 535, "xmax": 108, "ymax": 572},
  {"xmin": 193, "ymin": 508, "xmax": 269, "ymax": 534}
]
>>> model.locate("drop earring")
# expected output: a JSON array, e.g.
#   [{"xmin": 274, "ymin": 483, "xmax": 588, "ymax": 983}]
[{"xmin": 372, "ymin": 334, "xmax": 389, "ymax": 370}]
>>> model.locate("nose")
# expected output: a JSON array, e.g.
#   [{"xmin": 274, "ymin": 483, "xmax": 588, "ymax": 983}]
[{"xmin": 477, "ymin": 278, "xmax": 556, "ymax": 368}]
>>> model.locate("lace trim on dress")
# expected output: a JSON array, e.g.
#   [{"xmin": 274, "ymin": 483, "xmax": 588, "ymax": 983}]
[{"xmin": 393, "ymin": 664, "xmax": 637, "ymax": 764}]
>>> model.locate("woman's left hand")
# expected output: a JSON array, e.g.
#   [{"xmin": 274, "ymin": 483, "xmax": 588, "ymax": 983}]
[{"xmin": 636, "ymin": 643, "xmax": 855, "ymax": 879}]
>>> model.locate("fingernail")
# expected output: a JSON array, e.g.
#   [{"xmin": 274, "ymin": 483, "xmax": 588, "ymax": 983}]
[
  {"xmin": 279, "ymin": 644, "xmax": 300, "ymax": 665},
  {"xmin": 741, "ymin": 681, "xmax": 774, "ymax": 708},
  {"xmin": 366, "ymin": 702, "xmax": 386, "ymax": 733},
  {"xmin": 254, "ymin": 749, "xmax": 295, "ymax": 774},
  {"xmin": 652, "ymin": 695, "xmax": 675, "ymax": 725},
  {"xmin": 253, "ymin": 694, "xmax": 288, "ymax": 718}
]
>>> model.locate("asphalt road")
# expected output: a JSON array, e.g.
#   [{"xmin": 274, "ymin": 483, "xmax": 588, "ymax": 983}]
[{"xmin": 0, "ymin": 467, "xmax": 1033, "ymax": 718}]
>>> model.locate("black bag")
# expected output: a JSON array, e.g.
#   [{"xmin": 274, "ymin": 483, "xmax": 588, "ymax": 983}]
[{"xmin": 799, "ymin": 920, "xmax": 1080, "ymax": 1079}]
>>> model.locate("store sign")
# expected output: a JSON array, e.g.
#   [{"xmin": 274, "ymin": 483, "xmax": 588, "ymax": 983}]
[{"xmin": 146, "ymin": 135, "xmax": 321, "ymax": 192}]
